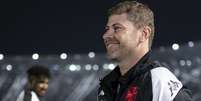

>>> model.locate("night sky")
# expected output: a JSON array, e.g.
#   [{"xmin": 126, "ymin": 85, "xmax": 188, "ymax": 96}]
[{"xmin": 0, "ymin": 0, "xmax": 201, "ymax": 55}]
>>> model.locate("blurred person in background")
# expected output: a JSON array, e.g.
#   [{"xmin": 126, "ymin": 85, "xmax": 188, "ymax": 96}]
[
  {"xmin": 16, "ymin": 65, "xmax": 51, "ymax": 101},
  {"xmin": 98, "ymin": 1, "xmax": 192, "ymax": 101}
]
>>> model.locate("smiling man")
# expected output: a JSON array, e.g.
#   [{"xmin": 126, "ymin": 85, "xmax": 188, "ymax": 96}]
[
  {"xmin": 17, "ymin": 65, "xmax": 51, "ymax": 101},
  {"xmin": 98, "ymin": 1, "xmax": 192, "ymax": 101}
]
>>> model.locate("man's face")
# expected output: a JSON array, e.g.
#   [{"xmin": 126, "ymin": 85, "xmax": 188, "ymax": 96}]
[
  {"xmin": 31, "ymin": 76, "xmax": 49, "ymax": 96},
  {"xmin": 103, "ymin": 13, "xmax": 142, "ymax": 61}
]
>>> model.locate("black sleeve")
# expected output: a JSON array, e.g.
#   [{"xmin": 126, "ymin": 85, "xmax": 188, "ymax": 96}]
[{"xmin": 173, "ymin": 87, "xmax": 192, "ymax": 101}]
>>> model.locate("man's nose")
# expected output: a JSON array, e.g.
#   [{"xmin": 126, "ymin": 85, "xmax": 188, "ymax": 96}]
[{"xmin": 102, "ymin": 30, "xmax": 113, "ymax": 40}]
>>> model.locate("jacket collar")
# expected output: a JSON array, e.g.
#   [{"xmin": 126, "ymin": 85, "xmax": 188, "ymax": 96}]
[
  {"xmin": 101, "ymin": 51, "xmax": 152, "ymax": 89},
  {"xmin": 118, "ymin": 51, "xmax": 151, "ymax": 85}
]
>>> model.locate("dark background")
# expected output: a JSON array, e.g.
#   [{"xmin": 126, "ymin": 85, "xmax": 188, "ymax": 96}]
[{"xmin": 1, "ymin": 0, "xmax": 201, "ymax": 55}]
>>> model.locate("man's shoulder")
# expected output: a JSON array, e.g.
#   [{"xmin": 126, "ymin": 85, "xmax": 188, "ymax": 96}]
[
  {"xmin": 173, "ymin": 87, "xmax": 192, "ymax": 101},
  {"xmin": 151, "ymin": 67, "xmax": 183, "ymax": 101},
  {"xmin": 151, "ymin": 67, "xmax": 176, "ymax": 79},
  {"xmin": 16, "ymin": 90, "xmax": 25, "ymax": 101},
  {"xmin": 30, "ymin": 91, "xmax": 40, "ymax": 101}
]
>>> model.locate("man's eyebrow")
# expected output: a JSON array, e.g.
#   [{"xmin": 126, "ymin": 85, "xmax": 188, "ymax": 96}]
[
  {"xmin": 105, "ymin": 23, "xmax": 123, "ymax": 28},
  {"xmin": 112, "ymin": 23, "xmax": 123, "ymax": 27}
]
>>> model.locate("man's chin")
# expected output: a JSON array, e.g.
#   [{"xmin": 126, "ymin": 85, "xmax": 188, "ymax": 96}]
[
  {"xmin": 107, "ymin": 53, "xmax": 119, "ymax": 62},
  {"xmin": 38, "ymin": 92, "xmax": 46, "ymax": 96}
]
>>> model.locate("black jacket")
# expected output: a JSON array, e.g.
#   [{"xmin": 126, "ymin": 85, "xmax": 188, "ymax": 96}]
[{"xmin": 98, "ymin": 52, "xmax": 192, "ymax": 101}]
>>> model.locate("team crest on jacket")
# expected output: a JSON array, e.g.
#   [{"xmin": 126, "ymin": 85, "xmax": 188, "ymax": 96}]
[{"xmin": 125, "ymin": 84, "xmax": 138, "ymax": 101}]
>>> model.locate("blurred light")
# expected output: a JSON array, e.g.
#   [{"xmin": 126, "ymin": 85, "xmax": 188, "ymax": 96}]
[
  {"xmin": 0, "ymin": 54, "xmax": 4, "ymax": 60},
  {"xmin": 60, "ymin": 53, "xmax": 67, "ymax": 60},
  {"xmin": 172, "ymin": 43, "xmax": 179, "ymax": 50},
  {"xmin": 92, "ymin": 64, "xmax": 99, "ymax": 71},
  {"xmin": 188, "ymin": 41, "xmax": 194, "ymax": 47},
  {"xmin": 191, "ymin": 68, "xmax": 200, "ymax": 77},
  {"xmin": 76, "ymin": 65, "xmax": 81, "ymax": 71},
  {"xmin": 69, "ymin": 64, "xmax": 77, "ymax": 71},
  {"xmin": 103, "ymin": 64, "xmax": 108, "ymax": 70},
  {"xmin": 179, "ymin": 60, "xmax": 185, "ymax": 66},
  {"xmin": 6, "ymin": 64, "xmax": 12, "ymax": 71},
  {"xmin": 186, "ymin": 60, "xmax": 192, "ymax": 66},
  {"xmin": 88, "ymin": 52, "xmax": 95, "ymax": 58},
  {"xmin": 85, "ymin": 64, "xmax": 92, "ymax": 71},
  {"xmin": 108, "ymin": 63, "xmax": 116, "ymax": 70},
  {"xmin": 32, "ymin": 53, "xmax": 39, "ymax": 60}
]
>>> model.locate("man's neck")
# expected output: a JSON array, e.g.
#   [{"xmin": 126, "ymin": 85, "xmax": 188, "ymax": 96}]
[{"xmin": 118, "ymin": 50, "xmax": 149, "ymax": 76}]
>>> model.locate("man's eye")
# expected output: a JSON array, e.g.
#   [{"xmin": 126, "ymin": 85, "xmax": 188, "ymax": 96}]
[
  {"xmin": 104, "ymin": 27, "xmax": 109, "ymax": 32},
  {"xmin": 114, "ymin": 27, "xmax": 122, "ymax": 31}
]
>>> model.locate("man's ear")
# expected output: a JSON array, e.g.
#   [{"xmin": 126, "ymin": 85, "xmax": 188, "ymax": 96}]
[{"xmin": 139, "ymin": 26, "xmax": 151, "ymax": 42}]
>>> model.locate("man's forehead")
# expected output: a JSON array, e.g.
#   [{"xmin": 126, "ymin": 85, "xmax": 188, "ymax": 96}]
[
  {"xmin": 107, "ymin": 13, "xmax": 130, "ymax": 26},
  {"xmin": 39, "ymin": 75, "xmax": 49, "ymax": 79},
  {"xmin": 37, "ymin": 77, "xmax": 49, "ymax": 82}
]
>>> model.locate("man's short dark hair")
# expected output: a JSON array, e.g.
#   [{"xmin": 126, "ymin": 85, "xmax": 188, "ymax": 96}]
[{"xmin": 27, "ymin": 65, "xmax": 51, "ymax": 79}]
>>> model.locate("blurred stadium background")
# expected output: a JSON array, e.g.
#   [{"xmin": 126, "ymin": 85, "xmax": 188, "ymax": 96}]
[
  {"xmin": 0, "ymin": 41, "xmax": 201, "ymax": 101},
  {"xmin": 1, "ymin": 0, "xmax": 201, "ymax": 101}
]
